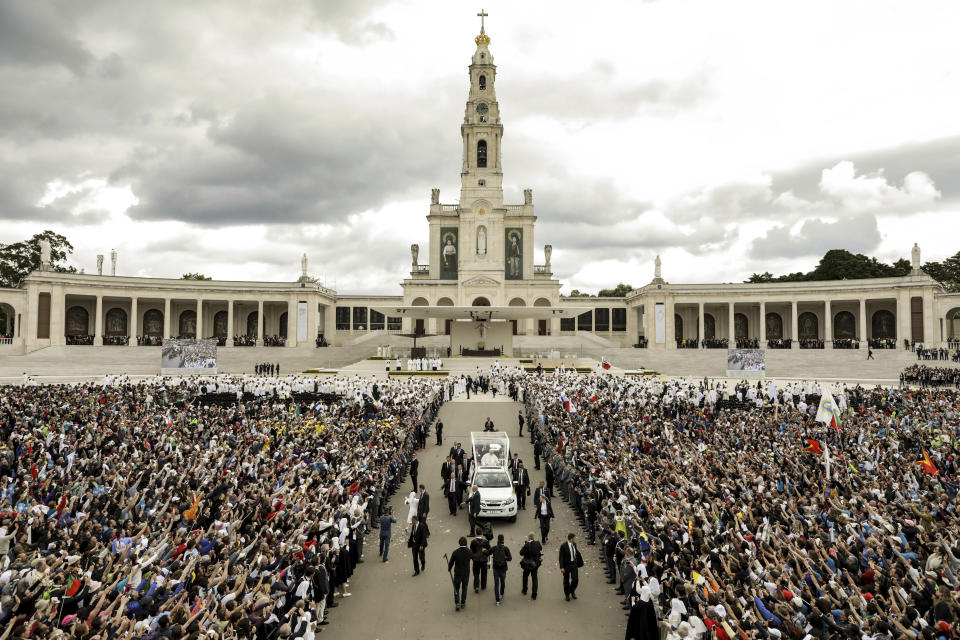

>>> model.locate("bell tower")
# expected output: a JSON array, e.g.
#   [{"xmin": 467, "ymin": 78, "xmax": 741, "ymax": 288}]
[{"xmin": 460, "ymin": 9, "xmax": 503, "ymax": 205}]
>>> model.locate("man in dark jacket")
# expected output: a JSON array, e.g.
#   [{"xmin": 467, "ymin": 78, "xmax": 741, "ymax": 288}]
[
  {"xmin": 469, "ymin": 526, "xmax": 490, "ymax": 593},
  {"xmin": 519, "ymin": 532, "xmax": 542, "ymax": 600},
  {"xmin": 416, "ymin": 485, "xmax": 430, "ymax": 524},
  {"xmin": 558, "ymin": 532, "xmax": 584, "ymax": 601},
  {"xmin": 448, "ymin": 537, "xmax": 473, "ymax": 611},
  {"xmin": 408, "ymin": 515, "xmax": 427, "ymax": 576},
  {"xmin": 490, "ymin": 533, "xmax": 512, "ymax": 605},
  {"xmin": 409, "ymin": 453, "xmax": 419, "ymax": 490},
  {"xmin": 467, "ymin": 484, "xmax": 482, "ymax": 536}
]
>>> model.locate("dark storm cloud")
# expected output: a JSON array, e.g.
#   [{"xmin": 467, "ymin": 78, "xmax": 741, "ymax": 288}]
[
  {"xmin": 750, "ymin": 213, "xmax": 882, "ymax": 260},
  {"xmin": 124, "ymin": 92, "xmax": 452, "ymax": 225},
  {"xmin": 0, "ymin": 1, "xmax": 94, "ymax": 73}
]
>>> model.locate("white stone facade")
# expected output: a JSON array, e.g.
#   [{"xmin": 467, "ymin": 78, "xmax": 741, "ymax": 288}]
[{"xmin": 1, "ymin": 24, "xmax": 959, "ymax": 355}]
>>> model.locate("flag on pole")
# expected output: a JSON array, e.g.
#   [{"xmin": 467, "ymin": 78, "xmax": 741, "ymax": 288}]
[
  {"xmin": 803, "ymin": 439, "xmax": 822, "ymax": 454},
  {"xmin": 815, "ymin": 393, "xmax": 842, "ymax": 429},
  {"xmin": 588, "ymin": 390, "xmax": 599, "ymax": 403},
  {"xmin": 917, "ymin": 448, "xmax": 939, "ymax": 476},
  {"xmin": 559, "ymin": 393, "xmax": 577, "ymax": 413},
  {"xmin": 601, "ymin": 358, "xmax": 611, "ymax": 371}
]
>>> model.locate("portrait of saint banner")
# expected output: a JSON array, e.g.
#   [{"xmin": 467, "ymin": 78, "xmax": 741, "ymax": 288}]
[
  {"xmin": 440, "ymin": 227, "xmax": 458, "ymax": 280},
  {"xmin": 505, "ymin": 228, "xmax": 522, "ymax": 280}
]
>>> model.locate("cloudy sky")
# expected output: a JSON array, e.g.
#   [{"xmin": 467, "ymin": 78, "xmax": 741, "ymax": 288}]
[{"xmin": 2, "ymin": 0, "xmax": 959, "ymax": 294}]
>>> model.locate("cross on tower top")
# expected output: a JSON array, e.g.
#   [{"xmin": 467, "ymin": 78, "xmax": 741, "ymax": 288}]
[{"xmin": 477, "ymin": 9, "xmax": 488, "ymax": 33}]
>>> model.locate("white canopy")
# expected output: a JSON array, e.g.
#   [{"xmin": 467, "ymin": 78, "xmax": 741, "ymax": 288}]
[{"xmin": 372, "ymin": 305, "xmax": 588, "ymax": 321}]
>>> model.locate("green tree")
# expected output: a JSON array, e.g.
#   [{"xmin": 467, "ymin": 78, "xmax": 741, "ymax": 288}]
[
  {"xmin": 566, "ymin": 289, "xmax": 594, "ymax": 297},
  {"xmin": 181, "ymin": 272, "xmax": 212, "ymax": 280},
  {"xmin": 922, "ymin": 251, "xmax": 960, "ymax": 292},
  {"xmin": 746, "ymin": 272, "xmax": 775, "ymax": 283},
  {"xmin": 597, "ymin": 283, "xmax": 633, "ymax": 297},
  {"xmin": 0, "ymin": 230, "xmax": 76, "ymax": 288},
  {"xmin": 744, "ymin": 250, "xmax": 914, "ymax": 283}
]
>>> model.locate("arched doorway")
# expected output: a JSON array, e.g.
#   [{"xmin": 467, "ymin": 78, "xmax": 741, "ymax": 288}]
[
  {"xmin": 471, "ymin": 297, "xmax": 491, "ymax": 306},
  {"xmin": 871, "ymin": 310, "xmax": 895, "ymax": 339},
  {"xmin": 143, "ymin": 309, "xmax": 163, "ymax": 337},
  {"xmin": 0, "ymin": 303, "xmax": 16, "ymax": 338},
  {"xmin": 833, "ymin": 311, "xmax": 856, "ymax": 339},
  {"xmin": 734, "ymin": 313, "xmax": 748, "ymax": 339},
  {"xmin": 279, "ymin": 312, "xmax": 288, "ymax": 339},
  {"xmin": 947, "ymin": 308, "xmax": 960, "ymax": 341},
  {"xmin": 213, "ymin": 311, "xmax": 228, "ymax": 338},
  {"xmin": 246, "ymin": 311, "xmax": 258, "ymax": 338},
  {"xmin": 508, "ymin": 298, "xmax": 525, "ymax": 336},
  {"xmin": 411, "ymin": 297, "xmax": 428, "ymax": 335},
  {"xmin": 704, "ymin": 313, "xmax": 715, "ymax": 340},
  {"xmin": 765, "ymin": 313, "xmax": 783, "ymax": 340},
  {"xmin": 674, "ymin": 314, "xmax": 683, "ymax": 341},
  {"xmin": 437, "ymin": 297, "xmax": 454, "ymax": 334},
  {"xmin": 65, "ymin": 306, "xmax": 89, "ymax": 337},
  {"xmin": 534, "ymin": 298, "xmax": 550, "ymax": 335},
  {"xmin": 105, "ymin": 308, "xmax": 127, "ymax": 336},
  {"xmin": 798, "ymin": 312, "xmax": 818, "ymax": 340},
  {"xmin": 178, "ymin": 310, "xmax": 197, "ymax": 338}
]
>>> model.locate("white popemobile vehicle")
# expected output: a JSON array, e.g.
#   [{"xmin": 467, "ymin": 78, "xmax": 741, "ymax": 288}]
[{"xmin": 470, "ymin": 431, "xmax": 518, "ymax": 521}]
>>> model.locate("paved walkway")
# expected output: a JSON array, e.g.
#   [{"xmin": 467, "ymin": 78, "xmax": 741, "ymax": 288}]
[{"xmin": 324, "ymin": 397, "xmax": 625, "ymax": 639}]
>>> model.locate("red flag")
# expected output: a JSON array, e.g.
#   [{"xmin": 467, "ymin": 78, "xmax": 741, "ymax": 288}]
[
  {"xmin": 30, "ymin": 464, "xmax": 38, "ymax": 480},
  {"xmin": 588, "ymin": 392, "xmax": 599, "ymax": 403},
  {"xmin": 601, "ymin": 358, "xmax": 611, "ymax": 370},
  {"xmin": 144, "ymin": 437, "xmax": 151, "ymax": 452},
  {"xmin": 804, "ymin": 439, "xmax": 823, "ymax": 454},
  {"xmin": 66, "ymin": 578, "xmax": 82, "ymax": 597},
  {"xmin": 917, "ymin": 448, "xmax": 939, "ymax": 476}
]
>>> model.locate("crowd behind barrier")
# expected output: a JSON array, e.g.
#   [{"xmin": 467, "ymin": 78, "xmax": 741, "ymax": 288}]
[
  {"xmin": 902, "ymin": 365, "xmax": 960, "ymax": 388},
  {"xmin": 0, "ymin": 373, "xmax": 444, "ymax": 639}
]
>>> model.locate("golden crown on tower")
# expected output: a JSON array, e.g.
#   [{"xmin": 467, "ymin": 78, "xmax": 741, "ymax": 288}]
[{"xmin": 475, "ymin": 9, "xmax": 490, "ymax": 45}]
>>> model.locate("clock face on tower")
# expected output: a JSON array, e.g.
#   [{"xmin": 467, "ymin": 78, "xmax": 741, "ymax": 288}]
[{"xmin": 476, "ymin": 103, "xmax": 488, "ymax": 116}]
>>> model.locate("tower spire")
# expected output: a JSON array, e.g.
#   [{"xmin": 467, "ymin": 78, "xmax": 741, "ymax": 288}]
[{"xmin": 475, "ymin": 9, "xmax": 490, "ymax": 45}]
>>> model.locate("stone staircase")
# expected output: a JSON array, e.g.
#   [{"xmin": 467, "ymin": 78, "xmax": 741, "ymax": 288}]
[
  {"xmin": 0, "ymin": 345, "xmax": 377, "ymax": 381},
  {"xmin": 587, "ymin": 346, "xmax": 918, "ymax": 382}
]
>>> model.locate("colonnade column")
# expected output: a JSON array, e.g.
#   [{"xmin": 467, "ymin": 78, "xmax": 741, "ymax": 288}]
[
  {"xmin": 790, "ymin": 301, "xmax": 798, "ymax": 349},
  {"xmin": 859, "ymin": 298, "xmax": 867, "ymax": 343},
  {"xmin": 665, "ymin": 298, "xmax": 676, "ymax": 349},
  {"xmin": 922, "ymin": 290, "xmax": 934, "ymax": 344},
  {"xmin": 196, "ymin": 299, "xmax": 204, "ymax": 340},
  {"xmin": 50, "ymin": 287, "xmax": 65, "ymax": 345},
  {"xmin": 94, "ymin": 295, "xmax": 103, "ymax": 346},
  {"xmin": 226, "ymin": 300, "xmax": 234, "ymax": 347},
  {"xmin": 897, "ymin": 290, "xmax": 910, "ymax": 345},
  {"xmin": 697, "ymin": 302, "xmax": 705, "ymax": 345},
  {"xmin": 324, "ymin": 304, "xmax": 336, "ymax": 346},
  {"xmin": 728, "ymin": 303, "xmax": 735, "ymax": 345},
  {"xmin": 759, "ymin": 301, "xmax": 766, "ymax": 345},
  {"xmin": 824, "ymin": 299, "xmax": 832, "ymax": 348},
  {"xmin": 257, "ymin": 300, "xmax": 264, "ymax": 346},
  {"xmin": 287, "ymin": 299, "xmax": 297, "ymax": 347},
  {"xmin": 163, "ymin": 298, "xmax": 171, "ymax": 339},
  {"xmin": 129, "ymin": 297, "xmax": 138, "ymax": 346}
]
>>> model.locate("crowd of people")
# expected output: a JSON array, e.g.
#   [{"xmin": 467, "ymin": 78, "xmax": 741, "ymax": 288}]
[
  {"xmin": 766, "ymin": 339, "xmax": 792, "ymax": 350},
  {"xmin": 254, "ymin": 363, "xmax": 280, "ymax": 376},
  {"xmin": 513, "ymin": 370, "xmax": 960, "ymax": 639},
  {"xmin": 832, "ymin": 339, "xmax": 860, "ymax": 350},
  {"xmin": 4, "ymin": 358, "xmax": 960, "ymax": 639},
  {"xmin": 0, "ymin": 373, "xmax": 444, "ymax": 639},
  {"xmin": 916, "ymin": 348, "xmax": 957, "ymax": 362},
  {"xmin": 902, "ymin": 365, "xmax": 960, "ymax": 388}
]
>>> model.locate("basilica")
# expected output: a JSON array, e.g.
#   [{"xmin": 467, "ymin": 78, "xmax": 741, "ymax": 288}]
[{"xmin": 1, "ymin": 20, "xmax": 958, "ymax": 356}]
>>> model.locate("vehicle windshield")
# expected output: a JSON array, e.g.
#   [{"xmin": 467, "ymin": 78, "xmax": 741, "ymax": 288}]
[{"xmin": 474, "ymin": 472, "xmax": 512, "ymax": 488}]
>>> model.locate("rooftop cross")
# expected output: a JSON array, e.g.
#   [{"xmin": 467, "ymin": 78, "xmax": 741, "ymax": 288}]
[{"xmin": 477, "ymin": 9, "xmax": 488, "ymax": 33}]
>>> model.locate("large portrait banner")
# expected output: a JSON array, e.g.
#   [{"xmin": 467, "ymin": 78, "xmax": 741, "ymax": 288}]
[
  {"xmin": 505, "ymin": 227, "xmax": 522, "ymax": 280},
  {"xmin": 440, "ymin": 227, "xmax": 458, "ymax": 280}
]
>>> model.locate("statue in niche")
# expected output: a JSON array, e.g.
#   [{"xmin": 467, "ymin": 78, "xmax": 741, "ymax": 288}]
[
  {"xmin": 431, "ymin": 188, "xmax": 440, "ymax": 205},
  {"xmin": 477, "ymin": 226, "xmax": 487, "ymax": 255},
  {"xmin": 411, "ymin": 244, "xmax": 419, "ymax": 266},
  {"xmin": 523, "ymin": 188, "xmax": 533, "ymax": 205}
]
